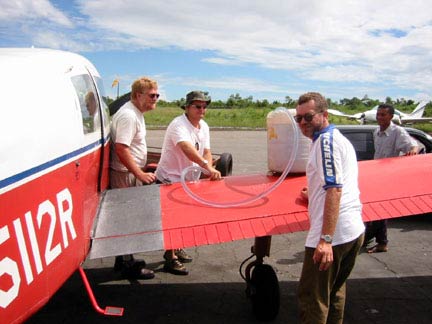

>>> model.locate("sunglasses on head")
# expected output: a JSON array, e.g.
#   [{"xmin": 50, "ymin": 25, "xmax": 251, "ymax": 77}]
[{"xmin": 294, "ymin": 112, "xmax": 318, "ymax": 123}]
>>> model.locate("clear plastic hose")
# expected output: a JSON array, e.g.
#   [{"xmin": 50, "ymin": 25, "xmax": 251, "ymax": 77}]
[{"xmin": 180, "ymin": 107, "xmax": 299, "ymax": 208}]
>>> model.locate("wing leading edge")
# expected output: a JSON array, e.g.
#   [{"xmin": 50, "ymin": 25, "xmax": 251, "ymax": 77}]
[{"xmin": 89, "ymin": 154, "xmax": 432, "ymax": 258}]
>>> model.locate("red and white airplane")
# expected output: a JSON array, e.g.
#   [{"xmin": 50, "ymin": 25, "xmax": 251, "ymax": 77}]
[{"xmin": 1, "ymin": 48, "xmax": 432, "ymax": 324}]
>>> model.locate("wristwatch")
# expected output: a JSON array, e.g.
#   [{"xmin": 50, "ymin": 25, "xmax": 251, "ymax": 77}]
[
  {"xmin": 200, "ymin": 159, "xmax": 209, "ymax": 167},
  {"xmin": 320, "ymin": 234, "xmax": 333, "ymax": 243}
]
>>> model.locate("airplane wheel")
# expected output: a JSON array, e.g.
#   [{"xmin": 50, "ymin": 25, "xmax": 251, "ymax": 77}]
[
  {"xmin": 216, "ymin": 153, "xmax": 233, "ymax": 176},
  {"xmin": 250, "ymin": 264, "xmax": 280, "ymax": 321}
]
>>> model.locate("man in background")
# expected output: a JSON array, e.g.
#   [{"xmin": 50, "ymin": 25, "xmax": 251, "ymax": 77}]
[{"xmin": 365, "ymin": 103, "xmax": 418, "ymax": 253}]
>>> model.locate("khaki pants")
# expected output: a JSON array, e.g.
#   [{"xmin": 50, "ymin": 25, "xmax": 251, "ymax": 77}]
[
  {"xmin": 110, "ymin": 169, "xmax": 143, "ymax": 189},
  {"xmin": 298, "ymin": 233, "xmax": 364, "ymax": 324}
]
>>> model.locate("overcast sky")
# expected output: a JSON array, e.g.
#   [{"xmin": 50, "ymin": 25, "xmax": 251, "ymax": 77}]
[{"xmin": 1, "ymin": 0, "xmax": 431, "ymax": 102}]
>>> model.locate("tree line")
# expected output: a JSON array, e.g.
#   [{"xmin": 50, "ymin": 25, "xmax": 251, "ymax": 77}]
[{"xmin": 107, "ymin": 93, "xmax": 431, "ymax": 116}]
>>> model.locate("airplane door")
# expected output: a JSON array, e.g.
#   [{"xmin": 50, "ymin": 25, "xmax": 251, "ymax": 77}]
[
  {"xmin": 70, "ymin": 73, "xmax": 110, "ymax": 239},
  {"xmin": 90, "ymin": 75, "xmax": 110, "ymax": 192},
  {"xmin": 70, "ymin": 73, "xmax": 110, "ymax": 193}
]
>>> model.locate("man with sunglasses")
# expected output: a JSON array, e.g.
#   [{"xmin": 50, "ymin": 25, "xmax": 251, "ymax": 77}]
[
  {"xmin": 110, "ymin": 77, "xmax": 159, "ymax": 280},
  {"xmin": 295, "ymin": 92, "xmax": 365, "ymax": 324},
  {"xmin": 155, "ymin": 90, "xmax": 221, "ymax": 275}
]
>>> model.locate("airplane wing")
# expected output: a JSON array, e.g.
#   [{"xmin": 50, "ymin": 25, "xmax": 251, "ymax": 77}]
[
  {"xmin": 401, "ymin": 117, "xmax": 432, "ymax": 124},
  {"xmin": 400, "ymin": 102, "xmax": 431, "ymax": 124},
  {"xmin": 328, "ymin": 109, "xmax": 358, "ymax": 119},
  {"xmin": 88, "ymin": 154, "xmax": 432, "ymax": 259},
  {"xmin": 328, "ymin": 109, "xmax": 366, "ymax": 123}
]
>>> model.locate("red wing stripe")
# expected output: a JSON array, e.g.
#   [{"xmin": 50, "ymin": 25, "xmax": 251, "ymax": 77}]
[
  {"xmin": 262, "ymin": 218, "xmax": 280, "ymax": 236},
  {"xmin": 227, "ymin": 222, "xmax": 244, "ymax": 241},
  {"xmin": 272, "ymin": 215, "xmax": 292, "ymax": 234},
  {"xmin": 401, "ymin": 197, "xmax": 426, "ymax": 215},
  {"xmin": 239, "ymin": 220, "xmax": 255, "ymax": 238},
  {"xmin": 362, "ymin": 203, "xmax": 378, "ymax": 221},
  {"xmin": 389, "ymin": 199, "xmax": 412, "ymax": 217},
  {"xmin": 193, "ymin": 226, "xmax": 208, "ymax": 246},
  {"xmin": 250, "ymin": 218, "xmax": 267, "ymax": 237},
  {"xmin": 293, "ymin": 212, "xmax": 310, "ymax": 231},
  {"xmin": 421, "ymin": 195, "xmax": 432, "ymax": 209},
  {"xmin": 413, "ymin": 196, "xmax": 431, "ymax": 212},
  {"xmin": 205, "ymin": 225, "xmax": 220, "ymax": 244},
  {"xmin": 216, "ymin": 223, "xmax": 232, "ymax": 243},
  {"xmin": 181, "ymin": 227, "xmax": 195, "ymax": 247}
]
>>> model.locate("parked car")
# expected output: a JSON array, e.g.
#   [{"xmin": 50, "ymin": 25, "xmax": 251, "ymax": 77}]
[{"xmin": 336, "ymin": 125, "xmax": 432, "ymax": 161}]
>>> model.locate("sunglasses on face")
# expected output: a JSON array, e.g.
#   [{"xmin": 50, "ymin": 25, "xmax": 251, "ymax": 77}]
[
  {"xmin": 294, "ymin": 112, "xmax": 318, "ymax": 123},
  {"xmin": 192, "ymin": 104, "xmax": 207, "ymax": 110},
  {"xmin": 142, "ymin": 92, "xmax": 160, "ymax": 99}
]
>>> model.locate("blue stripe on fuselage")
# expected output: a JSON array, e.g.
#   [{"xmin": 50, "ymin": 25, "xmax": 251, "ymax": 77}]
[{"xmin": 0, "ymin": 136, "xmax": 110, "ymax": 191}]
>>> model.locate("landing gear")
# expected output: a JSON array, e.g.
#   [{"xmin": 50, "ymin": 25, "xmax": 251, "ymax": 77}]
[
  {"xmin": 250, "ymin": 264, "xmax": 280, "ymax": 321},
  {"xmin": 240, "ymin": 236, "xmax": 280, "ymax": 321}
]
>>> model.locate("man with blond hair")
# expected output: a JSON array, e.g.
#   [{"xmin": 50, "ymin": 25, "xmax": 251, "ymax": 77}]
[{"xmin": 110, "ymin": 77, "xmax": 160, "ymax": 279}]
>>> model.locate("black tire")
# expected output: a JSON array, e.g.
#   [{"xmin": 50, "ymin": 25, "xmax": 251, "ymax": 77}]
[
  {"xmin": 215, "ymin": 153, "xmax": 233, "ymax": 176},
  {"xmin": 250, "ymin": 264, "xmax": 280, "ymax": 321}
]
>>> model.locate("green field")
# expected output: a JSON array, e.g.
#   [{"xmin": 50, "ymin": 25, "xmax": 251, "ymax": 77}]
[{"xmin": 145, "ymin": 106, "xmax": 432, "ymax": 134}]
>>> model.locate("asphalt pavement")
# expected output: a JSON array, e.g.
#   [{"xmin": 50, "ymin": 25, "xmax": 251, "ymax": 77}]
[{"xmin": 27, "ymin": 130, "xmax": 432, "ymax": 324}]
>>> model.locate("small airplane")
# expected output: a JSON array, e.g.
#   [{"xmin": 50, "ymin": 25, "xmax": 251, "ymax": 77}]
[
  {"xmin": 328, "ymin": 101, "xmax": 432, "ymax": 124},
  {"xmin": 1, "ymin": 48, "xmax": 432, "ymax": 324}
]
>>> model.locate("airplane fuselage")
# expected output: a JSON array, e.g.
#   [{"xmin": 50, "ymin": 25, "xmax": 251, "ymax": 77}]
[{"xmin": 0, "ymin": 48, "xmax": 110, "ymax": 323}]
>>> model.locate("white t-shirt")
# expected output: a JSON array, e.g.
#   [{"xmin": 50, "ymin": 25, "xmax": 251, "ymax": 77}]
[
  {"xmin": 156, "ymin": 114, "xmax": 210, "ymax": 183},
  {"xmin": 110, "ymin": 101, "xmax": 147, "ymax": 172},
  {"xmin": 305, "ymin": 125, "xmax": 364, "ymax": 248}
]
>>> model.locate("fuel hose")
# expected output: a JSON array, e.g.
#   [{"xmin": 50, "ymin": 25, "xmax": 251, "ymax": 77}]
[{"xmin": 180, "ymin": 108, "xmax": 299, "ymax": 208}]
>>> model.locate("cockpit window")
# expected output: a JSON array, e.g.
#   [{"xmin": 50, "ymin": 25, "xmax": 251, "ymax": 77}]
[
  {"xmin": 71, "ymin": 74, "xmax": 101, "ymax": 134},
  {"xmin": 94, "ymin": 76, "xmax": 110, "ymax": 130}
]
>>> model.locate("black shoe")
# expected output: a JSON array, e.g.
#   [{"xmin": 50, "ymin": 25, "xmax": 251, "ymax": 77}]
[
  {"xmin": 114, "ymin": 257, "xmax": 154, "ymax": 279},
  {"xmin": 164, "ymin": 259, "xmax": 188, "ymax": 275},
  {"xmin": 114, "ymin": 255, "xmax": 146, "ymax": 271}
]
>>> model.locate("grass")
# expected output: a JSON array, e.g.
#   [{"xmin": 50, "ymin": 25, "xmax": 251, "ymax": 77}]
[
  {"xmin": 144, "ymin": 106, "xmax": 432, "ymax": 134},
  {"xmin": 145, "ymin": 106, "xmax": 274, "ymax": 129}
]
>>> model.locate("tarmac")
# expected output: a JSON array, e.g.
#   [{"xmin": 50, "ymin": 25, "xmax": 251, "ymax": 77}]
[{"xmin": 27, "ymin": 130, "xmax": 432, "ymax": 324}]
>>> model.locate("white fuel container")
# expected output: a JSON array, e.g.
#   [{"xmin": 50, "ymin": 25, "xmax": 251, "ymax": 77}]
[{"xmin": 267, "ymin": 107, "xmax": 311, "ymax": 173}]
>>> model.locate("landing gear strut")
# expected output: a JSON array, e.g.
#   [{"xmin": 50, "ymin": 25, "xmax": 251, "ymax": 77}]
[{"xmin": 240, "ymin": 236, "xmax": 280, "ymax": 321}]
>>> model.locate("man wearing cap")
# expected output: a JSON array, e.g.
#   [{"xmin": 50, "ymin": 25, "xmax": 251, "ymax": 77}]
[{"xmin": 156, "ymin": 90, "xmax": 221, "ymax": 275}]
